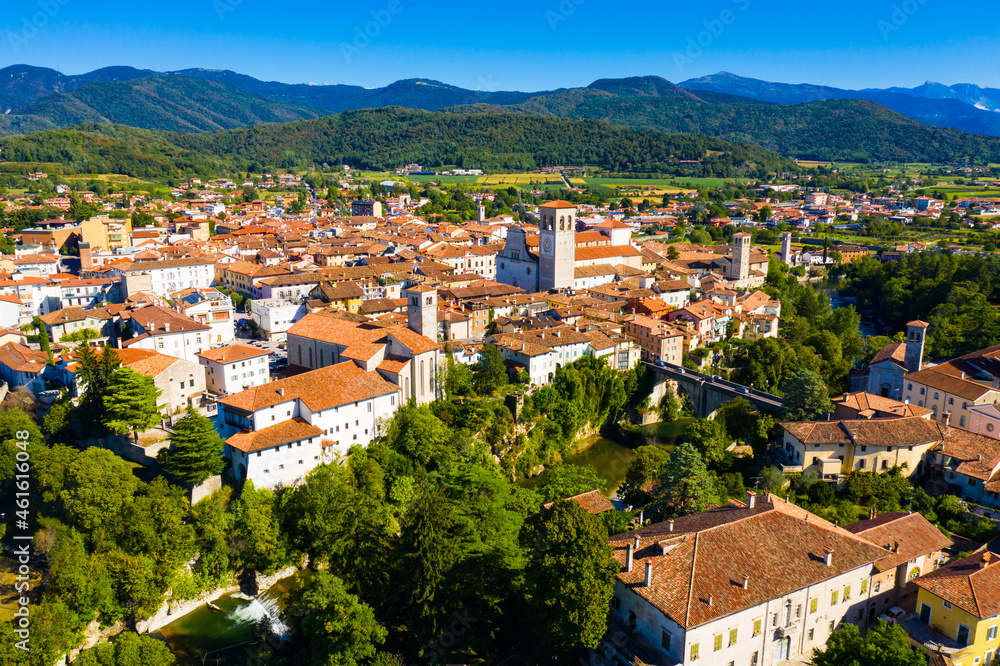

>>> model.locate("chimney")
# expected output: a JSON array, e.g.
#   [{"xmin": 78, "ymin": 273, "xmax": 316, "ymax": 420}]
[
  {"xmin": 708, "ymin": 594, "xmax": 714, "ymax": 606},
  {"xmin": 893, "ymin": 540, "xmax": 900, "ymax": 553},
  {"xmin": 626, "ymin": 543, "xmax": 634, "ymax": 573},
  {"xmin": 633, "ymin": 535, "xmax": 641, "ymax": 549},
  {"xmin": 869, "ymin": 506, "xmax": 877, "ymax": 520},
  {"xmin": 943, "ymin": 412, "xmax": 952, "ymax": 426},
  {"xmin": 747, "ymin": 490, "xmax": 756, "ymax": 509},
  {"xmin": 164, "ymin": 322, "xmax": 170, "ymax": 332},
  {"xmin": 961, "ymin": 371, "xmax": 966, "ymax": 379},
  {"xmin": 742, "ymin": 575, "xmax": 749, "ymax": 590},
  {"xmin": 981, "ymin": 552, "xmax": 992, "ymax": 569},
  {"xmin": 277, "ymin": 388, "xmax": 284, "ymax": 396},
  {"xmin": 785, "ymin": 494, "xmax": 790, "ymax": 504},
  {"xmin": 668, "ymin": 519, "xmax": 675, "ymax": 533},
  {"xmin": 824, "ymin": 547, "xmax": 834, "ymax": 567},
  {"xmin": 644, "ymin": 560, "xmax": 653, "ymax": 587}
]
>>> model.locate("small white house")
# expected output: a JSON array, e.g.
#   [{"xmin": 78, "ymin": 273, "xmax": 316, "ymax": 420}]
[{"xmin": 198, "ymin": 344, "xmax": 270, "ymax": 397}]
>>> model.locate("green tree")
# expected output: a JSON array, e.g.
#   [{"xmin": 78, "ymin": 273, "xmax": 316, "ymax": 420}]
[
  {"xmin": 158, "ymin": 407, "xmax": 225, "ymax": 484},
  {"xmin": 781, "ymin": 368, "xmax": 833, "ymax": 421},
  {"xmin": 32, "ymin": 316, "xmax": 50, "ymax": 358},
  {"xmin": 103, "ymin": 369, "xmax": 162, "ymax": 443},
  {"xmin": 810, "ymin": 621, "xmax": 925, "ymax": 666},
  {"xmin": 714, "ymin": 398, "xmax": 758, "ymax": 442},
  {"xmin": 683, "ymin": 418, "xmax": 728, "ymax": 466},
  {"xmin": 758, "ymin": 466, "xmax": 785, "ymax": 494},
  {"xmin": 233, "ymin": 481, "xmax": 288, "ymax": 575},
  {"xmin": 59, "ymin": 328, "xmax": 100, "ymax": 343},
  {"xmin": 520, "ymin": 500, "xmax": 618, "ymax": 655},
  {"xmin": 57, "ymin": 448, "xmax": 139, "ymax": 542},
  {"xmin": 536, "ymin": 463, "xmax": 606, "ymax": 502},
  {"xmin": 652, "ymin": 440, "xmax": 720, "ymax": 518},
  {"xmin": 619, "ymin": 445, "xmax": 670, "ymax": 507},
  {"xmin": 283, "ymin": 572, "xmax": 387, "ymax": 666},
  {"xmin": 73, "ymin": 631, "xmax": 176, "ymax": 666},
  {"xmin": 473, "ymin": 344, "xmax": 508, "ymax": 394}
]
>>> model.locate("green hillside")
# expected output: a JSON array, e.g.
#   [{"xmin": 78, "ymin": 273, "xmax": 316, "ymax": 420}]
[
  {"xmin": 2, "ymin": 77, "xmax": 326, "ymax": 135},
  {"xmin": 0, "ymin": 108, "xmax": 791, "ymax": 179},
  {"xmin": 449, "ymin": 87, "xmax": 1000, "ymax": 163}
]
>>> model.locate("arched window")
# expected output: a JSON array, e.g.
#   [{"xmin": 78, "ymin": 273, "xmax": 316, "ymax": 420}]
[
  {"xmin": 308, "ymin": 347, "xmax": 313, "ymax": 367},
  {"xmin": 559, "ymin": 216, "xmax": 565, "ymax": 230}
]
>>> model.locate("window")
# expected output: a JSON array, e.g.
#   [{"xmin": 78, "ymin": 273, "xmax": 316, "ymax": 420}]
[
  {"xmin": 728, "ymin": 628, "xmax": 737, "ymax": 646},
  {"xmin": 772, "ymin": 613, "xmax": 779, "ymax": 627},
  {"xmin": 660, "ymin": 629, "xmax": 670, "ymax": 650},
  {"xmin": 862, "ymin": 579, "xmax": 868, "ymax": 594},
  {"xmin": 960, "ymin": 416, "xmax": 967, "ymax": 428},
  {"xmin": 831, "ymin": 590, "xmax": 839, "ymax": 605},
  {"xmin": 810, "ymin": 598, "xmax": 818, "ymax": 614},
  {"xmin": 750, "ymin": 652, "xmax": 758, "ymax": 666},
  {"xmin": 844, "ymin": 585, "xmax": 851, "ymax": 601},
  {"xmin": 861, "ymin": 445, "xmax": 867, "ymax": 452},
  {"xmin": 690, "ymin": 643, "xmax": 699, "ymax": 661},
  {"xmin": 944, "ymin": 601, "xmax": 953, "ymax": 610},
  {"xmin": 829, "ymin": 621, "xmax": 835, "ymax": 633},
  {"xmin": 753, "ymin": 619, "xmax": 761, "ymax": 637},
  {"xmin": 611, "ymin": 596, "xmax": 621, "ymax": 611},
  {"xmin": 874, "ymin": 581, "xmax": 881, "ymax": 593},
  {"xmin": 957, "ymin": 624, "xmax": 971, "ymax": 647},
  {"xmin": 920, "ymin": 387, "xmax": 926, "ymax": 395},
  {"xmin": 808, "ymin": 628, "xmax": 814, "ymax": 641},
  {"xmin": 714, "ymin": 634, "xmax": 723, "ymax": 652},
  {"xmin": 988, "ymin": 625, "xmax": 998, "ymax": 641},
  {"xmin": 934, "ymin": 392, "xmax": 940, "ymax": 400}
]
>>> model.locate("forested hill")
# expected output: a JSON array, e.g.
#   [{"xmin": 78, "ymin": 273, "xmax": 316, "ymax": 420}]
[
  {"xmin": 0, "ymin": 108, "xmax": 792, "ymax": 178},
  {"xmin": 448, "ymin": 92, "xmax": 1000, "ymax": 163},
  {"xmin": 0, "ymin": 77, "xmax": 326, "ymax": 135}
]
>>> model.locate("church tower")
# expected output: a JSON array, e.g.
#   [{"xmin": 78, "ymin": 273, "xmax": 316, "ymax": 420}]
[
  {"xmin": 905, "ymin": 320, "xmax": 929, "ymax": 373},
  {"xmin": 404, "ymin": 285, "xmax": 438, "ymax": 341},
  {"xmin": 538, "ymin": 200, "xmax": 577, "ymax": 292},
  {"xmin": 729, "ymin": 233, "xmax": 751, "ymax": 282}
]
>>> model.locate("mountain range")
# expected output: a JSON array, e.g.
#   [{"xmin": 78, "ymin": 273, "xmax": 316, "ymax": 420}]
[{"xmin": 4, "ymin": 65, "xmax": 1000, "ymax": 165}]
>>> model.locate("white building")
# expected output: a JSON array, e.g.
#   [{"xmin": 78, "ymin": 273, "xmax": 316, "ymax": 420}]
[
  {"xmin": 198, "ymin": 344, "xmax": 270, "ymax": 396},
  {"xmin": 172, "ymin": 287, "xmax": 236, "ymax": 346},
  {"xmin": 110, "ymin": 257, "xmax": 215, "ymax": 296},
  {"xmin": 218, "ymin": 362, "xmax": 400, "ymax": 488},
  {"xmin": 251, "ymin": 298, "xmax": 309, "ymax": 342},
  {"xmin": 123, "ymin": 306, "xmax": 213, "ymax": 364}
]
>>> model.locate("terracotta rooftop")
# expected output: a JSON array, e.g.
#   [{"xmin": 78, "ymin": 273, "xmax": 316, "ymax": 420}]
[
  {"xmin": 843, "ymin": 511, "xmax": 953, "ymax": 573},
  {"xmin": 913, "ymin": 544, "xmax": 1000, "ymax": 619},
  {"xmin": 543, "ymin": 489, "xmax": 614, "ymax": 514},
  {"xmin": 219, "ymin": 361, "xmax": 398, "ymax": 414},
  {"xmin": 197, "ymin": 344, "xmax": 269, "ymax": 363},
  {"xmin": 609, "ymin": 494, "xmax": 889, "ymax": 630},
  {"xmin": 226, "ymin": 417, "xmax": 323, "ymax": 453}
]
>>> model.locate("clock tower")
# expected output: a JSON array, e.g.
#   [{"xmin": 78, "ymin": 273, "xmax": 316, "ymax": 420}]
[{"xmin": 538, "ymin": 200, "xmax": 577, "ymax": 292}]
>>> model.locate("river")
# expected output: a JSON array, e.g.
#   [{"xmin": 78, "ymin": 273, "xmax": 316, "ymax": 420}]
[
  {"xmin": 517, "ymin": 418, "xmax": 692, "ymax": 498},
  {"xmin": 157, "ymin": 571, "xmax": 310, "ymax": 665}
]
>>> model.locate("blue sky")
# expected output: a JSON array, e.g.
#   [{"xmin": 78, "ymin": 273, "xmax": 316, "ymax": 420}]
[{"xmin": 4, "ymin": 0, "xmax": 1000, "ymax": 90}]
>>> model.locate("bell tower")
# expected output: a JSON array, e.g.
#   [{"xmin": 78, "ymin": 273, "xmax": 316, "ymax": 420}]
[{"xmin": 538, "ymin": 200, "xmax": 577, "ymax": 292}]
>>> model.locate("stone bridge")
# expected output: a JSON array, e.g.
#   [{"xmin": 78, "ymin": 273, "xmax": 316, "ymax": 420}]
[{"xmin": 645, "ymin": 362, "xmax": 786, "ymax": 419}]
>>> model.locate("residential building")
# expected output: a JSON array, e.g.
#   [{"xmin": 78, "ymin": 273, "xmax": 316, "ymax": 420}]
[
  {"xmin": 622, "ymin": 314, "xmax": 686, "ymax": 365},
  {"xmin": 908, "ymin": 544, "xmax": 1000, "ymax": 665},
  {"xmin": 122, "ymin": 306, "xmax": 212, "ymax": 364},
  {"xmin": 831, "ymin": 391, "xmax": 934, "ymax": 421},
  {"xmin": 218, "ymin": 362, "xmax": 400, "ymax": 488},
  {"xmin": 903, "ymin": 345, "xmax": 1000, "ymax": 429},
  {"xmin": 0, "ymin": 342, "xmax": 49, "ymax": 392},
  {"xmin": 350, "ymin": 200, "xmax": 383, "ymax": 217},
  {"xmin": 779, "ymin": 416, "xmax": 944, "ymax": 482},
  {"xmin": 198, "ymin": 344, "xmax": 270, "ymax": 396},
  {"xmin": 111, "ymin": 257, "xmax": 215, "ymax": 297},
  {"xmin": 39, "ymin": 306, "xmax": 115, "ymax": 345},
  {"xmin": 250, "ymin": 298, "xmax": 308, "ymax": 342},
  {"xmin": 171, "ymin": 287, "xmax": 236, "ymax": 346},
  {"xmin": 601, "ymin": 493, "xmax": 890, "ymax": 666}
]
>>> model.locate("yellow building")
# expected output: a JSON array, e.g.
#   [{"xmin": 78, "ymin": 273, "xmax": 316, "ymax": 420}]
[
  {"xmin": 80, "ymin": 215, "xmax": 132, "ymax": 252},
  {"xmin": 311, "ymin": 281, "xmax": 364, "ymax": 313},
  {"xmin": 909, "ymin": 548, "xmax": 1000, "ymax": 666}
]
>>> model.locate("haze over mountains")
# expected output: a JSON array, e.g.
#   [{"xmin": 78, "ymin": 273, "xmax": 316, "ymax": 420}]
[{"xmin": 4, "ymin": 64, "xmax": 1000, "ymax": 164}]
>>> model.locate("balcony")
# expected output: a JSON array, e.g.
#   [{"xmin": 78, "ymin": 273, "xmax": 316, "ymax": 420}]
[{"xmin": 900, "ymin": 617, "xmax": 972, "ymax": 658}]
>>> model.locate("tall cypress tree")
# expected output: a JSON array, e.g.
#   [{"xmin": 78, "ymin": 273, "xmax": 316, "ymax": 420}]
[
  {"xmin": 653, "ymin": 440, "xmax": 721, "ymax": 518},
  {"xmin": 159, "ymin": 407, "xmax": 225, "ymax": 484}
]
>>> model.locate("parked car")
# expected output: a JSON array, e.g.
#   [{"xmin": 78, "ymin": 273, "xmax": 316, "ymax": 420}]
[
  {"xmin": 655, "ymin": 360, "xmax": 665, "ymax": 367},
  {"xmin": 879, "ymin": 607, "xmax": 907, "ymax": 625}
]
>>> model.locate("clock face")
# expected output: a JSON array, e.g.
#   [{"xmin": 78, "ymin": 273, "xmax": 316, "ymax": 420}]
[{"xmin": 543, "ymin": 238, "xmax": 553, "ymax": 254}]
